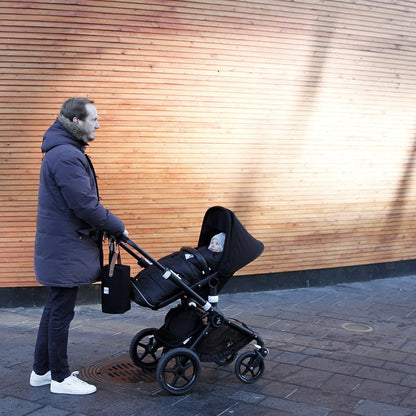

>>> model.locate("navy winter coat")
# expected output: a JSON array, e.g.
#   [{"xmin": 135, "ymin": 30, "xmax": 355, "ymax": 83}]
[{"xmin": 34, "ymin": 118, "xmax": 125, "ymax": 287}]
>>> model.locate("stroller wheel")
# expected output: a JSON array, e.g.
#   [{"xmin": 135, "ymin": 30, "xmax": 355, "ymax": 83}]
[
  {"xmin": 215, "ymin": 352, "xmax": 237, "ymax": 366},
  {"xmin": 129, "ymin": 328, "xmax": 163, "ymax": 369},
  {"xmin": 157, "ymin": 348, "xmax": 201, "ymax": 395},
  {"xmin": 235, "ymin": 351, "xmax": 265, "ymax": 383}
]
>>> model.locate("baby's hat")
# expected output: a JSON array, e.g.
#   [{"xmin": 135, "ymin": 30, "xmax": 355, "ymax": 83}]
[{"xmin": 211, "ymin": 232, "xmax": 226, "ymax": 250}]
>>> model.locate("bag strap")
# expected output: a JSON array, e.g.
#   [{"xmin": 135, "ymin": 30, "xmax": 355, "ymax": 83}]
[{"xmin": 109, "ymin": 243, "xmax": 122, "ymax": 278}]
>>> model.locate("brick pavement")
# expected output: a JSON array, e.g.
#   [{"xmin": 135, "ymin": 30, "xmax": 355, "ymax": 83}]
[{"xmin": 1, "ymin": 275, "xmax": 416, "ymax": 415}]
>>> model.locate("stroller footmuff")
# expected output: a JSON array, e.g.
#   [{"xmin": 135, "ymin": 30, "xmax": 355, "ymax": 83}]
[
  {"xmin": 131, "ymin": 247, "xmax": 221, "ymax": 309},
  {"xmin": 117, "ymin": 206, "xmax": 268, "ymax": 395}
]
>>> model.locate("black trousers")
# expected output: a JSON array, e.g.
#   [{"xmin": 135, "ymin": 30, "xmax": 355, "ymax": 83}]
[{"xmin": 33, "ymin": 286, "xmax": 78, "ymax": 382}]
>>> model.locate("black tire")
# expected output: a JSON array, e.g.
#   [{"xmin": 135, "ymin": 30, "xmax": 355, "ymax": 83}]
[
  {"xmin": 129, "ymin": 328, "xmax": 163, "ymax": 369},
  {"xmin": 157, "ymin": 348, "xmax": 201, "ymax": 395},
  {"xmin": 234, "ymin": 351, "xmax": 265, "ymax": 383}
]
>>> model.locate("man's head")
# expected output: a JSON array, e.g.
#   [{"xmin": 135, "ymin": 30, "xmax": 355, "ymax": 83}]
[{"xmin": 60, "ymin": 97, "xmax": 100, "ymax": 141}]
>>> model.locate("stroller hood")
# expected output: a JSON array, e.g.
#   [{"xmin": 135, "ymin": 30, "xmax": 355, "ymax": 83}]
[{"xmin": 197, "ymin": 206, "xmax": 264, "ymax": 278}]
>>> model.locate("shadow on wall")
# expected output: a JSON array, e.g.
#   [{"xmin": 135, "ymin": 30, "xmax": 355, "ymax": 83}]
[
  {"xmin": 381, "ymin": 130, "xmax": 416, "ymax": 247},
  {"xmin": 233, "ymin": 12, "xmax": 338, "ymax": 228}
]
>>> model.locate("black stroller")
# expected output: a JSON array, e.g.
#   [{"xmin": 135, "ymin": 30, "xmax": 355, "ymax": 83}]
[{"xmin": 117, "ymin": 206, "xmax": 269, "ymax": 395}]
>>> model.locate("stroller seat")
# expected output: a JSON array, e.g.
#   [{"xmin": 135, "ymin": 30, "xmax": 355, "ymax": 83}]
[{"xmin": 129, "ymin": 206, "xmax": 264, "ymax": 310}]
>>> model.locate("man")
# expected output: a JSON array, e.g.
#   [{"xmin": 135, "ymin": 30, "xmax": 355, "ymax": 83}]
[{"xmin": 30, "ymin": 97, "xmax": 127, "ymax": 395}]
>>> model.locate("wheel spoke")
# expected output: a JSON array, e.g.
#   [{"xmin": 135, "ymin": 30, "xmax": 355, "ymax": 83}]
[
  {"xmin": 165, "ymin": 367, "xmax": 177, "ymax": 375},
  {"xmin": 181, "ymin": 373, "xmax": 192, "ymax": 383},
  {"xmin": 139, "ymin": 351, "xmax": 150, "ymax": 360},
  {"xmin": 171, "ymin": 374, "xmax": 180, "ymax": 386},
  {"xmin": 240, "ymin": 358, "xmax": 254, "ymax": 376}
]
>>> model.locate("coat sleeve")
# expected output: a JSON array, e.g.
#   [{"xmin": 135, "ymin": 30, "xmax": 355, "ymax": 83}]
[{"xmin": 51, "ymin": 148, "xmax": 125, "ymax": 236}]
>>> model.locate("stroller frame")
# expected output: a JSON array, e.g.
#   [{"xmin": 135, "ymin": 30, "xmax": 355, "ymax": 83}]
[{"xmin": 119, "ymin": 236, "xmax": 269, "ymax": 395}]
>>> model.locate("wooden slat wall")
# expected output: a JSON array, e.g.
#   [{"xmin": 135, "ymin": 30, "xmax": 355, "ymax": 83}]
[{"xmin": 1, "ymin": 0, "xmax": 416, "ymax": 287}]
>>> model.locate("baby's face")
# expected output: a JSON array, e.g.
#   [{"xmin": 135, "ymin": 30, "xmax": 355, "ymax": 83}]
[{"xmin": 208, "ymin": 238, "xmax": 222, "ymax": 253}]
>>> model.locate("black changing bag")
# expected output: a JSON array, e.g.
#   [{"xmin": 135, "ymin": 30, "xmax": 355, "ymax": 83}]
[{"xmin": 101, "ymin": 244, "xmax": 131, "ymax": 314}]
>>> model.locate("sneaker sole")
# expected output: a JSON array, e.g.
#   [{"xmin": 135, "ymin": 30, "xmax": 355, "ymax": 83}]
[
  {"xmin": 50, "ymin": 387, "xmax": 97, "ymax": 395},
  {"xmin": 30, "ymin": 372, "xmax": 52, "ymax": 387},
  {"xmin": 30, "ymin": 380, "xmax": 51, "ymax": 387}
]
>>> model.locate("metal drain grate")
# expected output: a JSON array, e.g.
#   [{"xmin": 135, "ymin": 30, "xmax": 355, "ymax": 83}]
[
  {"xmin": 102, "ymin": 361, "xmax": 155, "ymax": 383},
  {"xmin": 79, "ymin": 353, "xmax": 156, "ymax": 385}
]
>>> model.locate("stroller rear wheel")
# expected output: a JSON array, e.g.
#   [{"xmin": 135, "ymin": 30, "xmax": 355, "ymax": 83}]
[
  {"xmin": 129, "ymin": 328, "xmax": 163, "ymax": 369},
  {"xmin": 157, "ymin": 348, "xmax": 201, "ymax": 395},
  {"xmin": 235, "ymin": 351, "xmax": 265, "ymax": 383}
]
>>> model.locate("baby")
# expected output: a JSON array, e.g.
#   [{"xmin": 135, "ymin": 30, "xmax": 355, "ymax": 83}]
[
  {"xmin": 184, "ymin": 232, "xmax": 226, "ymax": 267},
  {"xmin": 208, "ymin": 232, "xmax": 226, "ymax": 253},
  {"xmin": 185, "ymin": 233, "xmax": 225, "ymax": 260}
]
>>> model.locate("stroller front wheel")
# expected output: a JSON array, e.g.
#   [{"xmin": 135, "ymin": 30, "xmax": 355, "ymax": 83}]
[
  {"xmin": 129, "ymin": 327, "xmax": 163, "ymax": 369},
  {"xmin": 157, "ymin": 348, "xmax": 201, "ymax": 395},
  {"xmin": 235, "ymin": 351, "xmax": 265, "ymax": 383}
]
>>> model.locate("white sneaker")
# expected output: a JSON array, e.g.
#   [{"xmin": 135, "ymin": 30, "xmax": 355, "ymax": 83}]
[
  {"xmin": 50, "ymin": 371, "xmax": 97, "ymax": 395},
  {"xmin": 30, "ymin": 370, "xmax": 52, "ymax": 386}
]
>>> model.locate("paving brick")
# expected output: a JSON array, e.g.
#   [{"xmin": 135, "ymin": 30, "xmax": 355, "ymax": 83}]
[
  {"xmin": 400, "ymin": 374, "xmax": 416, "ymax": 388},
  {"xmin": 401, "ymin": 340, "xmax": 416, "ymax": 353},
  {"xmin": 300, "ymin": 356, "xmax": 362, "ymax": 376},
  {"xmin": 271, "ymin": 350, "xmax": 308, "ymax": 365},
  {"xmin": 349, "ymin": 344, "xmax": 408, "ymax": 363},
  {"xmin": 273, "ymin": 363, "xmax": 331, "ymax": 389},
  {"xmin": 288, "ymin": 386, "xmax": 360, "ymax": 412},
  {"xmin": 261, "ymin": 396, "xmax": 331, "ymax": 416},
  {"xmin": 400, "ymin": 388, "xmax": 416, "ymax": 409},
  {"xmin": 320, "ymin": 374, "xmax": 363, "ymax": 395},
  {"xmin": 0, "ymin": 396, "xmax": 42, "ymax": 416},
  {"xmin": 354, "ymin": 365, "xmax": 405, "ymax": 384},
  {"xmin": 372, "ymin": 335, "xmax": 408, "ymax": 350},
  {"xmin": 252, "ymin": 379, "xmax": 299, "ymax": 399},
  {"xmin": 352, "ymin": 399, "xmax": 415, "ymax": 416},
  {"xmin": 382, "ymin": 360, "xmax": 416, "ymax": 375},
  {"xmin": 27, "ymin": 405, "xmax": 71, "ymax": 416},
  {"xmin": 329, "ymin": 351, "xmax": 385, "ymax": 368},
  {"xmin": 351, "ymin": 379, "xmax": 411, "ymax": 405}
]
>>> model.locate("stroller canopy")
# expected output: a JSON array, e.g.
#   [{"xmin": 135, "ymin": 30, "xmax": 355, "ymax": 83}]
[{"xmin": 197, "ymin": 206, "xmax": 264, "ymax": 278}]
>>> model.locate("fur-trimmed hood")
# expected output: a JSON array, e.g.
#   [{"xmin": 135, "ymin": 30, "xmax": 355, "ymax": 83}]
[
  {"xmin": 41, "ymin": 117, "xmax": 87, "ymax": 153},
  {"xmin": 58, "ymin": 114, "xmax": 91, "ymax": 144}
]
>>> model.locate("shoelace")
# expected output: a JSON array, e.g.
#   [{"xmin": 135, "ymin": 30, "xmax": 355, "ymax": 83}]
[{"xmin": 69, "ymin": 371, "xmax": 88, "ymax": 384}]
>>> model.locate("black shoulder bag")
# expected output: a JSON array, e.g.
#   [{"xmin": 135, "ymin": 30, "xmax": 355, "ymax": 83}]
[{"xmin": 101, "ymin": 240, "xmax": 131, "ymax": 314}]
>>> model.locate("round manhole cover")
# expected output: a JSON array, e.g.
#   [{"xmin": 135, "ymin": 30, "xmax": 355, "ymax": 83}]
[
  {"xmin": 342, "ymin": 323, "xmax": 373, "ymax": 333},
  {"xmin": 79, "ymin": 354, "xmax": 156, "ymax": 385}
]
